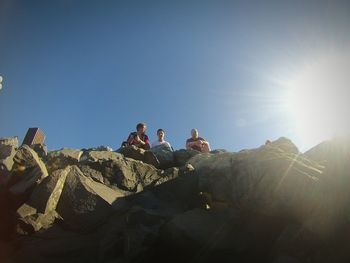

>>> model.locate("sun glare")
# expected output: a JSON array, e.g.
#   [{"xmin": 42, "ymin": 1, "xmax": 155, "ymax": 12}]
[{"xmin": 287, "ymin": 52, "xmax": 350, "ymax": 148}]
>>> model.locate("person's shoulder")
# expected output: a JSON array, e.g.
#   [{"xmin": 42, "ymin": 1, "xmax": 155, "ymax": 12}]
[{"xmin": 186, "ymin": 138, "xmax": 192, "ymax": 142}]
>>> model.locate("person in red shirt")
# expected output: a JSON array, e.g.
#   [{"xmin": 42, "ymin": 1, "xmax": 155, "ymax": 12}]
[
  {"xmin": 186, "ymin": 128, "xmax": 211, "ymax": 153},
  {"xmin": 126, "ymin": 122, "xmax": 151, "ymax": 150}
]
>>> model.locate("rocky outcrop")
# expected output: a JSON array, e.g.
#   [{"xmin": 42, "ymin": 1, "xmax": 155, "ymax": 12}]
[{"xmin": 2, "ymin": 137, "xmax": 350, "ymax": 263}]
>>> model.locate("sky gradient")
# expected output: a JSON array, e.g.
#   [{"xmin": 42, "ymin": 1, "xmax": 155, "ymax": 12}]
[{"xmin": 1, "ymin": 0, "xmax": 350, "ymax": 152}]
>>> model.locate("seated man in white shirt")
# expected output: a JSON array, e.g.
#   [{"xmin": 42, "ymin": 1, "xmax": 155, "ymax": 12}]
[{"xmin": 151, "ymin": 129, "xmax": 173, "ymax": 151}]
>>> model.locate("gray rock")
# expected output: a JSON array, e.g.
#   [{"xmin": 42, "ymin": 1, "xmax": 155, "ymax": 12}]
[
  {"xmin": 150, "ymin": 145, "xmax": 175, "ymax": 169},
  {"xmin": 29, "ymin": 143, "xmax": 48, "ymax": 161},
  {"xmin": 27, "ymin": 168, "xmax": 70, "ymax": 214},
  {"xmin": 174, "ymin": 149, "xmax": 201, "ymax": 167},
  {"xmin": 46, "ymin": 148, "xmax": 82, "ymax": 173},
  {"xmin": 8, "ymin": 145, "xmax": 48, "ymax": 197},
  {"xmin": 190, "ymin": 137, "xmax": 324, "ymax": 224},
  {"xmin": 78, "ymin": 151, "xmax": 163, "ymax": 192},
  {"xmin": 18, "ymin": 210, "xmax": 60, "ymax": 232},
  {"xmin": 119, "ymin": 145, "xmax": 160, "ymax": 168},
  {"xmin": 80, "ymin": 150, "xmax": 123, "ymax": 163},
  {"xmin": 55, "ymin": 166, "xmax": 124, "ymax": 231}
]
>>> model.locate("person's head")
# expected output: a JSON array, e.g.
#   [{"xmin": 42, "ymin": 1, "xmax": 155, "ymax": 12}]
[
  {"xmin": 157, "ymin": 129, "xmax": 165, "ymax": 141},
  {"xmin": 191, "ymin": 128, "xmax": 198, "ymax": 139},
  {"xmin": 136, "ymin": 122, "xmax": 147, "ymax": 133}
]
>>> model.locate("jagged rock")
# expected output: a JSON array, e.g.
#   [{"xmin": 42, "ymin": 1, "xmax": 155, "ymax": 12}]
[
  {"xmin": 17, "ymin": 203, "xmax": 37, "ymax": 217},
  {"xmin": 78, "ymin": 152, "xmax": 163, "ymax": 192},
  {"xmin": 80, "ymin": 150, "xmax": 123, "ymax": 163},
  {"xmin": 29, "ymin": 143, "xmax": 48, "ymax": 161},
  {"xmin": 179, "ymin": 163, "xmax": 195, "ymax": 176},
  {"xmin": 174, "ymin": 149, "xmax": 201, "ymax": 167},
  {"xmin": 0, "ymin": 137, "xmax": 18, "ymax": 174},
  {"xmin": 27, "ymin": 168, "xmax": 70, "ymax": 214},
  {"xmin": 191, "ymin": 137, "xmax": 324, "ymax": 224},
  {"xmin": 265, "ymin": 137, "xmax": 300, "ymax": 155},
  {"xmin": 46, "ymin": 148, "xmax": 82, "ymax": 173},
  {"xmin": 150, "ymin": 145, "xmax": 175, "ymax": 169},
  {"xmin": 83, "ymin": 145, "xmax": 114, "ymax": 152},
  {"xmin": 55, "ymin": 166, "xmax": 125, "ymax": 231},
  {"xmin": 155, "ymin": 167, "xmax": 179, "ymax": 186},
  {"xmin": 17, "ymin": 209, "xmax": 60, "ymax": 233},
  {"xmin": 119, "ymin": 145, "xmax": 160, "ymax": 168},
  {"xmin": 5, "ymin": 136, "xmax": 350, "ymax": 263},
  {"xmin": 8, "ymin": 145, "xmax": 48, "ymax": 200}
]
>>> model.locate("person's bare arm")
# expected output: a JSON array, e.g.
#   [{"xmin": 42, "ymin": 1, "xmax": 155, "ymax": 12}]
[{"xmin": 186, "ymin": 141, "xmax": 192, "ymax": 150}]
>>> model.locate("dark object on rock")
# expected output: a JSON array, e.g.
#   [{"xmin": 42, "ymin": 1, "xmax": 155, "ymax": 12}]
[{"xmin": 22, "ymin": 128, "xmax": 46, "ymax": 146}]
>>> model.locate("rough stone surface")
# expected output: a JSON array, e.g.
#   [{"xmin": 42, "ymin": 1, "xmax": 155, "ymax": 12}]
[
  {"xmin": 27, "ymin": 168, "xmax": 70, "ymax": 214},
  {"xmin": 193, "ymin": 141, "xmax": 325, "ymax": 224},
  {"xmin": 119, "ymin": 145, "xmax": 160, "ymax": 168},
  {"xmin": 55, "ymin": 166, "xmax": 118, "ymax": 231},
  {"xmin": 174, "ymin": 149, "xmax": 201, "ymax": 167},
  {"xmin": 46, "ymin": 148, "xmax": 82, "ymax": 173},
  {"xmin": 2, "ymin": 136, "xmax": 350, "ymax": 263},
  {"xmin": 9, "ymin": 145, "xmax": 48, "ymax": 197},
  {"xmin": 150, "ymin": 145, "xmax": 175, "ymax": 169}
]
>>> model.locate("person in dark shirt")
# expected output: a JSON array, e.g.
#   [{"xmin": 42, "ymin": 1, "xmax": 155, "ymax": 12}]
[
  {"xmin": 125, "ymin": 122, "xmax": 151, "ymax": 150},
  {"xmin": 186, "ymin": 128, "xmax": 211, "ymax": 153}
]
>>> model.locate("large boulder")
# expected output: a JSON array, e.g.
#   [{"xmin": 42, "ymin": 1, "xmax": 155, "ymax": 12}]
[
  {"xmin": 150, "ymin": 145, "xmax": 176, "ymax": 169},
  {"xmin": 174, "ymin": 149, "xmax": 201, "ymax": 167},
  {"xmin": 55, "ymin": 165, "xmax": 124, "ymax": 231},
  {"xmin": 118, "ymin": 145, "xmax": 160, "ymax": 168},
  {"xmin": 78, "ymin": 151, "xmax": 164, "ymax": 193},
  {"xmin": 190, "ymin": 137, "xmax": 327, "ymax": 231},
  {"xmin": 8, "ymin": 145, "xmax": 48, "ymax": 198}
]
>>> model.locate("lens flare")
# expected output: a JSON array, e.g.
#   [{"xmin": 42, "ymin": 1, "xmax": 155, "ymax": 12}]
[{"xmin": 287, "ymin": 53, "xmax": 350, "ymax": 148}]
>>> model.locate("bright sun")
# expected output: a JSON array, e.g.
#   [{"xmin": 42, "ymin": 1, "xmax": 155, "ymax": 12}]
[{"xmin": 286, "ymin": 52, "xmax": 350, "ymax": 148}]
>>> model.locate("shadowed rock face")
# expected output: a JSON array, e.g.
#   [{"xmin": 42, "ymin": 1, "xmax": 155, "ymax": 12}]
[{"xmin": 1, "ymin": 137, "xmax": 350, "ymax": 263}]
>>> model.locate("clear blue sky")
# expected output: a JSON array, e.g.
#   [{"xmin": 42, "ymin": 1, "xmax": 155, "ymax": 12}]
[{"xmin": 1, "ymin": 0, "xmax": 349, "ymax": 152}]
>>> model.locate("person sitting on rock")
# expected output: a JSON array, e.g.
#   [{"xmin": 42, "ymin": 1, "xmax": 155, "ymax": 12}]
[
  {"xmin": 151, "ymin": 129, "xmax": 173, "ymax": 151},
  {"xmin": 124, "ymin": 122, "xmax": 151, "ymax": 150},
  {"xmin": 186, "ymin": 128, "xmax": 211, "ymax": 153}
]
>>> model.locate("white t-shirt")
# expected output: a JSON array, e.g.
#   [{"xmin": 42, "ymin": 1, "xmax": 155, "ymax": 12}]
[{"xmin": 151, "ymin": 140, "xmax": 172, "ymax": 149}]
